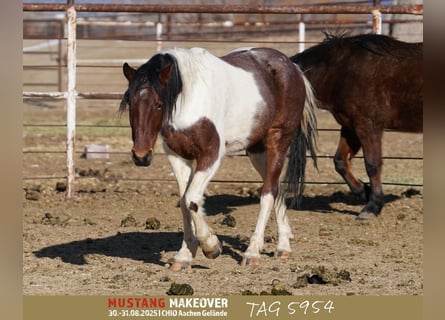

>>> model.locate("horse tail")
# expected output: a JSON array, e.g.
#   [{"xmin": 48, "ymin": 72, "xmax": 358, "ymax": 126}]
[{"xmin": 284, "ymin": 65, "xmax": 319, "ymax": 209}]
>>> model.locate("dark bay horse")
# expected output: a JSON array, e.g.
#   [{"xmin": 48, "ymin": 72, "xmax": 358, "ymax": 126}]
[
  {"xmin": 120, "ymin": 47, "xmax": 318, "ymax": 269},
  {"xmin": 291, "ymin": 33, "xmax": 422, "ymax": 220}
]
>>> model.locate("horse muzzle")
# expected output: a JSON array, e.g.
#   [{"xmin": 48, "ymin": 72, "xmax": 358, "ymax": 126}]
[{"xmin": 132, "ymin": 149, "xmax": 153, "ymax": 167}]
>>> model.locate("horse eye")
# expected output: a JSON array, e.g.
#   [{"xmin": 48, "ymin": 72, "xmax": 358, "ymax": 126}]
[{"xmin": 155, "ymin": 103, "xmax": 162, "ymax": 110}]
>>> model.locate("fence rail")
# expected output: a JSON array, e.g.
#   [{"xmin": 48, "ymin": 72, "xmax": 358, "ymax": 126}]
[{"xmin": 23, "ymin": 3, "xmax": 423, "ymax": 15}]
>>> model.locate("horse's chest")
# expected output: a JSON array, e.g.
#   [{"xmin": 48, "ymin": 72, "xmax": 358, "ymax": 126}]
[
  {"xmin": 162, "ymin": 131, "xmax": 200, "ymax": 160},
  {"xmin": 161, "ymin": 118, "xmax": 220, "ymax": 163}
]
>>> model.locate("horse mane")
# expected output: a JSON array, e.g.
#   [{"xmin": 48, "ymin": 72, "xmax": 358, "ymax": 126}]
[
  {"xmin": 292, "ymin": 31, "xmax": 422, "ymax": 67},
  {"xmin": 119, "ymin": 53, "xmax": 182, "ymax": 124},
  {"xmin": 320, "ymin": 31, "xmax": 421, "ymax": 58}
]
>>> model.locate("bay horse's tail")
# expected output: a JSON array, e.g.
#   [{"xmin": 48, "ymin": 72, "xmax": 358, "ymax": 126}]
[{"xmin": 284, "ymin": 65, "xmax": 319, "ymax": 208}]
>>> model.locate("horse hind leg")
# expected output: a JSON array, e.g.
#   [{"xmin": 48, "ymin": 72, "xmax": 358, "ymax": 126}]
[
  {"xmin": 241, "ymin": 192, "xmax": 275, "ymax": 266},
  {"xmin": 242, "ymin": 149, "xmax": 267, "ymax": 266},
  {"xmin": 274, "ymin": 187, "xmax": 294, "ymax": 260},
  {"xmin": 334, "ymin": 127, "xmax": 368, "ymax": 200},
  {"xmin": 243, "ymin": 134, "xmax": 293, "ymax": 266}
]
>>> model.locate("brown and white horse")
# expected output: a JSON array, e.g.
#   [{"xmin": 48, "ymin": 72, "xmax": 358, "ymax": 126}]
[{"xmin": 120, "ymin": 47, "xmax": 318, "ymax": 270}]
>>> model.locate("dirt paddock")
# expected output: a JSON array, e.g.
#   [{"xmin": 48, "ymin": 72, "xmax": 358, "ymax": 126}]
[
  {"xmin": 22, "ymin": 111, "xmax": 423, "ymax": 296},
  {"xmin": 22, "ymin": 39, "xmax": 423, "ymax": 296}
]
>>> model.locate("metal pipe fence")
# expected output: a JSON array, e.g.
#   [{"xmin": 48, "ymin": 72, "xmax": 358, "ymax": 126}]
[{"xmin": 22, "ymin": 2, "xmax": 424, "ymax": 195}]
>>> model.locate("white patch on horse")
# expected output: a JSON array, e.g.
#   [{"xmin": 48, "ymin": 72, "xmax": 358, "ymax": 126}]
[
  {"xmin": 139, "ymin": 88, "xmax": 148, "ymax": 97},
  {"xmin": 161, "ymin": 47, "xmax": 265, "ymax": 155},
  {"xmin": 244, "ymin": 192, "xmax": 275, "ymax": 259}
]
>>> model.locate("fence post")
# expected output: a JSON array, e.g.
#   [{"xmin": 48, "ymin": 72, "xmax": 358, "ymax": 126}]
[
  {"xmin": 156, "ymin": 20, "xmax": 163, "ymax": 52},
  {"xmin": 372, "ymin": 9, "xmax": 382, "ymax": 34},
  {"xmin": 298, "ymin": 21, "xmax": 305, "ymax": 53},
  {"xmin": 57, "ymin": 19, "xmax": 64, "ymax": 92},
  {"xmin": 66, "ymin": 6, "xmax": 77, "ymax": 198}
]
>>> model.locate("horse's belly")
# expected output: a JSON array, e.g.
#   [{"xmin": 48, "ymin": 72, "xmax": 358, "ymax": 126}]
[
  {"xmin": 223, "ymin": 119, "xmax": 256, "ymax": 154},
  {"xmin": 222, "ymin": 102, "xmax": 263, "ymax": 154},
  {"xmin": 225, "ymin": 137, "xmax": 249, "ymax": 154}
]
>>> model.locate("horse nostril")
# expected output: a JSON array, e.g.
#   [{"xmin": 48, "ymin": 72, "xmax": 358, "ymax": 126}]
[{"xmin": 131, "ymin": 149, "xmax": 152, "ymax": 167}]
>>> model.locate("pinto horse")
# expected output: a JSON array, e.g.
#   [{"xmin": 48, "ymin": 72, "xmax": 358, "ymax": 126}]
[
  {"xmin": 291, "ymin": 33, "xmax": 423, "ymax": 220},
  {"xmin": 120, "ymin": 47, "xmax": 318, "ymax": 269}
]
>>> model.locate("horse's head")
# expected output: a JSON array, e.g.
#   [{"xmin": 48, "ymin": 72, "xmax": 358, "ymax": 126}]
[{"xmin": 120, "ymin": 53, "xmax": 182, "ymax": 167}]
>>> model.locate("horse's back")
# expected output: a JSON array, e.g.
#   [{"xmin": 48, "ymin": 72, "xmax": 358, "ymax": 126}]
[
  {"xmin": 222, "ymin": 47, "xmax": 298, "ymax": 81},
  {"xmin": 220, "ymin": 47, "xmax": 308, "ymax": 149},
  {"xmin": 292, "ymin": 34, "xmax": 423, "ymax": 132},
  {"xmin": 371, "ymin": 39, "xmax": 422, "ymax": 131},
  {"xmin": 222, "ymin": 47, "xmax": 306, "ymax": 108}
]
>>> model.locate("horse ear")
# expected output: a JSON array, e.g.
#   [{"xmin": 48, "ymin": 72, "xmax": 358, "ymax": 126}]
[
  {"xmin": 158, "ymin": 62, "xmax": 174, "ymax": 88},
  {"xmin": 123, "ymin": 63, "xmax": 136, "ymax": 82}
]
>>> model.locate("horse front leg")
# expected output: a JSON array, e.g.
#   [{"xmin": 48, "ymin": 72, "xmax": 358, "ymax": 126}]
[
  {"xmin": 170, "ymin": 202, "xmax": 200, "ymax": 271},
  {"xmin": 165, "ymin": 152, "xmax": 199, "ymax": 271},
  {"xmin": 184, "ymin": 156, "xmax": 223, "ymax": 260},
  {"xmin": 356, "ymin": 129, "xmax": 384, "ymax": 220}
]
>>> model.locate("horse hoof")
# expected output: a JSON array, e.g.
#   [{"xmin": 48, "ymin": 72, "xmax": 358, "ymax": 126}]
[
  {"xmin": 276, "ymin": 251, "xmax": 291, "ymax": 259},
  {"xmin": 356, "ymin": 211, "xmax": 377, "ymax": 221},
  {"xmin": 202, "ymin": 241, "xmax": 222, "ymax": 259},
  {"xmin": 168, "ymin": 261, "xmax": 191, "ymax": 271},
  {"xmin": 240, "ymin": 257, "xmax": 260, "ymax": 267}
]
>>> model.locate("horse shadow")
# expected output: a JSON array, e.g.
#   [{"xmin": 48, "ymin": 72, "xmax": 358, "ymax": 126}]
[
  {"xmin": 204, "ymin": 190, "xmax": 401, "ymax": 217},
  {"xmin": 32, "ymin": 195, "xmax": 261, "ymax": 267},
  {"xmin": 203, "ymin": 194, "xmax": 259, "ymax": 216},
  {"xmin": 33, "ymin": 192, "xmax": 402, "ymax": 266},
  {"xmin": 295, "ymin": 191, "xmax": 401, "ymax": 216},
  {"xmin": 33, "ymin": 231, "xmax": 247, "ymax": 267}
]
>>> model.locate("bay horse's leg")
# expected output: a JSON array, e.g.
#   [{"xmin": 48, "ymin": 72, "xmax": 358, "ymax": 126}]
[
  {"xmin": 242, "ymin": 130, "xmax": 292, "ymax": 266},
  {"xmin": 165, "ymin": 152, "xmax": 199, "ymax": 271},
  {"xmin": 334, "ymin": 126, "xmax": 368, "ymax": 200},
  {"xmin": 355, "ymin": 128, "xmax": 384, "ymax": 220}
]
